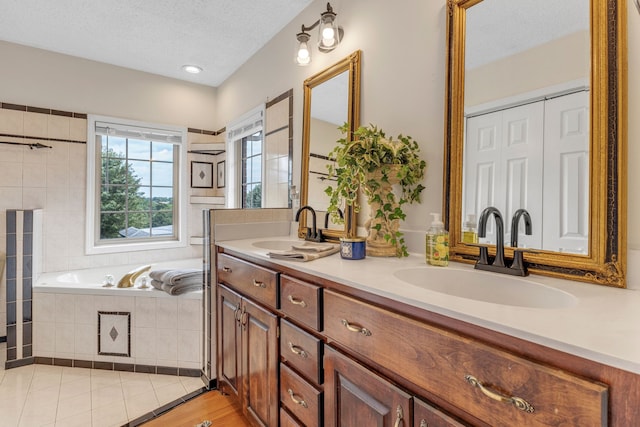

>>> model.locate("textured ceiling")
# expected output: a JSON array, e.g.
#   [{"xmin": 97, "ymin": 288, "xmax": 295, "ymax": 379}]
[
  {"xmin": 465, "ymin": 0, "xmax": 589, "ymax": 70},
  {"xmin": 0, "ymin": 0, "xmax": 314, "ymax": 87}
]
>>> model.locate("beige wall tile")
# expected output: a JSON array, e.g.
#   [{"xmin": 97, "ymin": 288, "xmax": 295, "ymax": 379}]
[
  {"xmin": 46, "ymin": 140, "xmax": 70, "ymax": 165},
  {"xmin": 22, "ymin": 188, "xmax": 46, "ymax": 209},
  {"xmin": 23, "ymin": 162, "xmax": 47, "ymax": 188},
  {"xmin": 23, "ymin": 144, "xmax": 48, "ymax": 164},
  {"xmin": 0, "ymin": 108, "xmax": 24, "ymax": 134},
  {"xmin": 46, "ymin": 163, "xmax": 70, "ymax": 188},
  {"xmin": 265, "ymin": 98, "xmax": 289, "ymax": 133},
  {"xmin": 47, "ymin": 115, "xmax": 70, "ymax": 140},
  {"xmin": 0, "ymin": 187, "xmax": 23, "ymax": 210},
  {"xmin": 23, "ymin": 112, "xmax": 48, "ymax": 137},
  {"xmin": 0, "ymin": 139, "xmax": 26, "ymax": 162},
  {"xmin": 69, "ymin": 118, "xmax": 87, "ymax": 142},
  {"xmin": 0, "ymin": 161, "xmax": 23, "ymax": 186}
]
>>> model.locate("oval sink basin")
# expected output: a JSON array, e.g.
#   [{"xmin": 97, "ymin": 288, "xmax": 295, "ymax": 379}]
[
  {"xmin": 251, "ymin": 240, "xmax": 297, "ymax": 251},
  {"xmin": 393, "ymin": 267, "xmax": 576, "ymax": 309}
]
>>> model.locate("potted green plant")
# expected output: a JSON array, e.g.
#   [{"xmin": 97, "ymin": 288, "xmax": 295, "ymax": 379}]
[{"xmin": 325, "ymin": 123, "xmax": 427, "ymax": 257}]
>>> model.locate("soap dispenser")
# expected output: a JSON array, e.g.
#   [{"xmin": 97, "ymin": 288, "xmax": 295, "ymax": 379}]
[
  {"xmin": 426, "ymin": 213, "xmax": 449, "ymax": 266},
  {"xmin": 462, "ymin": 213, "xmax": 478, "ymax": 244}
]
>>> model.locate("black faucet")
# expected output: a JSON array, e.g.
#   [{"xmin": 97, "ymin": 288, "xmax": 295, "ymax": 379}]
[
  {"xmin": 475, "ymin": 206, "xmax": 530, "ymax": 276},
  {"xmin": 510, "ymin": 208, "xmax": 532, "ymax": 248},
  {"xmin": 477, "ymin": 207, "xmax": 506, "ymax": 268},
  {"xmin": 295, "ymin": 205, "xmax": 323, "ymax": 242},
  {"xmin": 324, "ymin": 208, "xmax": 344, "ymax": 228}
]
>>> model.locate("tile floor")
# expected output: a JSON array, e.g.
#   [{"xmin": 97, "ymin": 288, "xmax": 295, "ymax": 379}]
[{"xmin": 0, "ymin": 342, "xmax": 205, "ymax": 427}]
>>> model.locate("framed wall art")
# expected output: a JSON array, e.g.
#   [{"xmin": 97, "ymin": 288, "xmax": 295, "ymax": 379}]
[{"xmin": 191, "ymin": 161, "xmax": 213, "ymax": 188}]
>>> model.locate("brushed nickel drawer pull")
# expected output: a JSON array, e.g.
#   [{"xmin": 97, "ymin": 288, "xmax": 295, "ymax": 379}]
[
  {"xmin": 465, "ymin": 375, "xmax": 535, "ymax": 413},
  {"xmin": 222, "ymin": 267, "xmax": 232, "ymax": 273},
  {"xmin": 252, "ymin": 279, "xmax": 266, "ymax": 288},
  {"xmin": 288, "ymin": 342, "xmax": 308, "ymax": 358},
  {"xmin": 394, "ymin": 405, "xmax": 404, "ymax": 427},
  {"xmin": 287, "ymin": 388, "xmax": 308, "ymax": 408},
  {"xmin": 287, "ymin": 295, "xmax": 307, "ymax": 308},
  {"xmin": 341, "ymin": 319, "xmax": 372, "ymax": 336}
]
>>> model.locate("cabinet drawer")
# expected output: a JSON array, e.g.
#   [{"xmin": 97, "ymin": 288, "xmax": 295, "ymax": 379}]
[
  {"xmin": 217, "ymin": 253, "xmax": 278, "ymax": 309},
  {"xmin": 281, "ymin": 319, "xmax": 323, "ymax": 384},
  {"xmin": 280, "ymin": 363, "xmax": 323, "ymax": 427},
  {"xmin": 414, "ymin": 397, "xmax": 469, "ymax": 427},
  {"xmin": 280, "ymin": 275, "xmax": 322, "ymax": 331},
  {"xmin": 280, "ymin": 408, "xmax": 303, "ymax": 427},
  {"xmin": 324, "ymin": 290, "xmax": 608, "ymax": 427}
]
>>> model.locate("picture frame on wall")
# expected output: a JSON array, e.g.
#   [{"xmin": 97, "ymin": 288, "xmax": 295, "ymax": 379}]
[
  {"xmin": 191, "ymin": 161, "xmax": 213, "ymax": 188},
  {"xmin": 217, "ymin": 160, "xmax": 226, "ymax": 188}
]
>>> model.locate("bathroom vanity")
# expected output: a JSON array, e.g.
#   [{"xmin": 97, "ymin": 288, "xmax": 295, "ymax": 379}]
[{"xmin": 214, "ymin": 237, "xmax": 640, "ymax": 427}]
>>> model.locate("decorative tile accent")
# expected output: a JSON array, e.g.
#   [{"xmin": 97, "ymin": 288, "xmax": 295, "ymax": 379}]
[{"xmin": 98, "ymin": 311, "xmax": 131, "ymax": 357}]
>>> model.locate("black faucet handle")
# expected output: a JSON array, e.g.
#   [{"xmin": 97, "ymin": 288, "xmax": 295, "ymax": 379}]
[{"xmin": 509, "ymin": 249, "xmax": 529, "ymax": 276}]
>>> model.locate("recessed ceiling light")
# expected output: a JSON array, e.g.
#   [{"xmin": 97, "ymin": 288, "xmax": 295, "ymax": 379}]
[{"xmin": 182, "ymin": 65, "xmax": 203, "ymax": 74}]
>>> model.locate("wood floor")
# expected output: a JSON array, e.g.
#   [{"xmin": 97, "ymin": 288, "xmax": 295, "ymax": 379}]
[{"xmin": 143, "ymin": 390, "xmax": 251, "ymax": 427}]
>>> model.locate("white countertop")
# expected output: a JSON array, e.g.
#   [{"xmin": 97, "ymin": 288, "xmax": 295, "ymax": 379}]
[{"xmin": 217, "ymin": 236, "xmax": 640, "ymax": 376}]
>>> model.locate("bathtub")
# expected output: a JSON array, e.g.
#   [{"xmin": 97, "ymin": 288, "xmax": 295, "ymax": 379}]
[
  {"xmin": 32, "ymin": 258, "xmax": 204, "ymax": 374},
  {"xmin": 35, "ymin": 258, "xmax": 203, "ymax": 298}
]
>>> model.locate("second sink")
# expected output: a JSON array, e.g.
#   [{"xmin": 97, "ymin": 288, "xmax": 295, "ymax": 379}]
[{"xmin": 393, "ymin": 267, "xmax": 577, "ymax": 309}]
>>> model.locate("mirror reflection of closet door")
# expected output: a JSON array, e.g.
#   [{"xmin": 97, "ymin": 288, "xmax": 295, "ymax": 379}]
[
  {"xmin": 542, "ymin": 91, "xmax": 589, "ymax": 254},
  {"xmin": 464, "ymin": 91, "xmax": 588, "ymax": 252},
  {"xmin": 464, "ymin": 102, "xmax": 543, "ymax": 248}
]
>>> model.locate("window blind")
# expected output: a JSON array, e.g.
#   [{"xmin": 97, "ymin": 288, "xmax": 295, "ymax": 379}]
[{"xmin": 95, "ymin": 121, "xmax": 183, "ymax": 144}]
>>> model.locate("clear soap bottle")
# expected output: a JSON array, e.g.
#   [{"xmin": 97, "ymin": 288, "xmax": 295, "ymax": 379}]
[
  {"xmin": 462, "ymin": 214, "xmax": 478, "ymax": 244},
  {"xmin": 426, "ymin": 213, "xmax": 449, "ymax": 266}
]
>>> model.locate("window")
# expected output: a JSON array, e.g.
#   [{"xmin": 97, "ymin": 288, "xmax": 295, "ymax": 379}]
[
  {"xmin": 86, "ymin": 116, "xmax": 187, "ymax": 254},
  {"xmin": 241, "ymin": 131, "xmax": 263, "ymax": 208}
]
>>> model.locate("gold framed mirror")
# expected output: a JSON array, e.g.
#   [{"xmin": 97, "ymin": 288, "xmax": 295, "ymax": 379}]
[
  {"xmin": 299, "ymin": 50, "xmax": 361, "ymax": 242},
  {"xmin": 444, "ymin": 0, "xmax": 627, "ymax": 286}
]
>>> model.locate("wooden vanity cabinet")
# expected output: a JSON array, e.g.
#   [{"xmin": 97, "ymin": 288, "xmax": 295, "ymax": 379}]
[
  {"xmin": 324, "ymin": 346, "xmax": 412, "ymax": 427},
  {"xmin": 323, "ymin": 289, "xmax": 608, "ymax": 427},
  {"xmin": 217, "ymin": 254, "xmax": 280, "ymax": 427},
  {"xmin": 278, "ymin": 274, "xmax": 325, "ymax": 426},
  {"xmin": 414, "ymin": 398, "xmax": 470, "ymax": 427},
  {"xmin": 215, "ymin": 248, "xmax": 638, "ymax": 426}
]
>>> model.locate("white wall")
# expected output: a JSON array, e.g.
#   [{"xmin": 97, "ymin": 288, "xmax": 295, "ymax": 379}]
[
  {"xmin": 0, "ymin": 40, "xmax": 217, "ymax": 129},
  {"xmin": 216, "ymin": 0, "xmax": 447, "ymax": 231},
  {"xmin": 217, "ymin": 0, "xmax": 640, "ymax": 251}
]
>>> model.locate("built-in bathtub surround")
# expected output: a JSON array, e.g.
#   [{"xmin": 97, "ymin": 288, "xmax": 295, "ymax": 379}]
[
  {"xmin": 5, "ymin": 209, "xmax": 42, "ymax": 369},
  {"xmin": 33, "ymin": 259, "xmax": 203, "ymax": 376}
]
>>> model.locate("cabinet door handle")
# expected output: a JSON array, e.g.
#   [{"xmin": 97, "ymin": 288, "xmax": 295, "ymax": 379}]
[
  {"xmin": 252, "ymin": 279, "xmax": 266, "ymax": 288},
  {"xmin": 419, "ymin": 420, "xmax": 428, "ymax": 427},
  {"xmin": 464, "ymin": 374, "xmax": 535, "ymax": 413},
  {"xmin": 287, "ymin": 388, "xmax": 308, "ymax": 408},
  {"xmin": 394, "ymin": 405, "xmax": 404, "ymax": 427},
  {"xmin": 233, "ymin": 303, "xmax": 242, "ymax": 322},
  {"xmin": 341, "ymin": 319, "xmax": 372, "ymax": 336},
  {"xmin": 241, "ymin": 310, "xmax": 248, "ymax": 326},
  {"xmin": 222, "ymin": 266, "xmax": 232, "ymax": 273},
  {"xmin": 288, "ymin": 342, "xmax": 308, "ymax": 358},
  {"xmin": 287, "ymin": 295, "xmax": 307, "ymax": 308}
]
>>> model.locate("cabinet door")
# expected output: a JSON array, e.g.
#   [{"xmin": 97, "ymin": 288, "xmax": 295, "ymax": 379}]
[
  {"xmin": 414, "ymin": 398, "xmax": 469, "ymax": 427},
  {"xmin": 218, "ymin": 284, "xmax": 242, "ymax": 398},
  {"xmin": 242, "ymin": 298, "xmax": 279, "ymax": 427},
  {"xmin": 324, "ymin": 347, "xmax": 412, "ymax": 427}
]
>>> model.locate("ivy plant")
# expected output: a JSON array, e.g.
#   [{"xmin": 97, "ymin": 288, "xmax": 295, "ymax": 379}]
[{"xmin": 325, "ymin": 123, "xmax": 426, "ymax": 256}]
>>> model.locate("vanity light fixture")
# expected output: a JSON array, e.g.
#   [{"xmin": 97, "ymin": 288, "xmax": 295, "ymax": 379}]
[
  {"xmin": 295, "ymin": 2, "xmax": 343, "ymax": 66},
  {"xmin": 182, "ymin": 64, "xmax": 203, "ymax": 74}
]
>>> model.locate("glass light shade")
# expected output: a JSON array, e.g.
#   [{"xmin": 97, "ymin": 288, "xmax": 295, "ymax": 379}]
[
  {"xmin": 295, "ymin": 31, "xmax": 312, "ymax": 66},
  {"xmin": 318, "ymin": 12, "xmax": 339, "ymax": 51}
]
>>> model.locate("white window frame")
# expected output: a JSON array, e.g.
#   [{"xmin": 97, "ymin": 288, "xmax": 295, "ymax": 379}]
[
  {"xmin": 85, "ymin": 115, "xmax": 188, "ymax": 254},
  {"xmin": 225, "ymin": 104, "xmax": 265, "ymax": 208}
]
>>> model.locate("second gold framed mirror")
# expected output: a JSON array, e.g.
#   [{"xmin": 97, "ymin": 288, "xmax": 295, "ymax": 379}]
[
  {"xmin": 299, "ymin": 50, "xmax": 361, "ymax": 242},
  {"xmin": 443, "ymin": 0, "xmax": 627, "ymax": 287}
]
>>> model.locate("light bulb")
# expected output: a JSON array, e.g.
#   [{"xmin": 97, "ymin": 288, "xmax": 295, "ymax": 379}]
[
  {"xmin": 296, "ymin": 41, "xmax": 311, "ymax": 65},
  {"xmin": 322, "ymin": 27, "xmax": 335, "ymax": 41}
]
